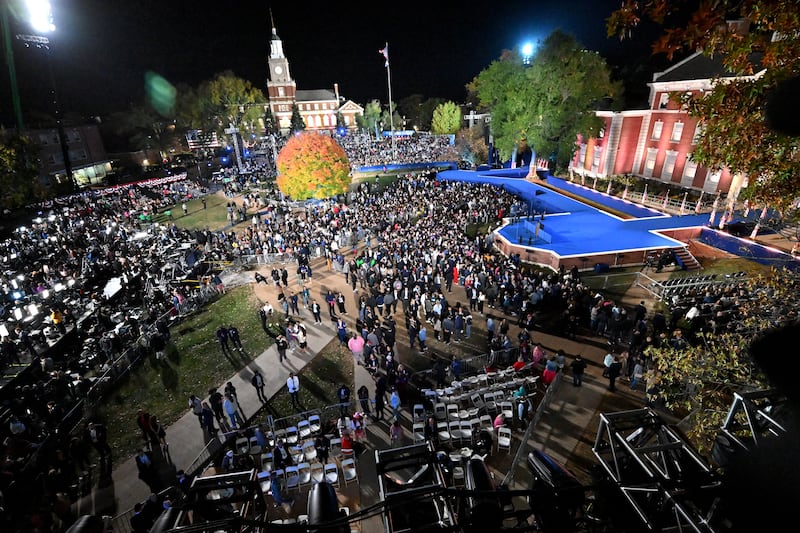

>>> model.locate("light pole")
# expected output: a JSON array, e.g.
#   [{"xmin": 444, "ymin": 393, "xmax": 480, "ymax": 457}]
[{"xmin": 1, "ymin": 1, "xmax": 23, "ymax": 130}]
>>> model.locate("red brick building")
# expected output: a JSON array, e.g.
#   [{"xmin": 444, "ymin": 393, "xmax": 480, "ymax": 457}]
[
  {"xmin": 570, "ymin": 51, "xmax": 763, "ymax": 196},
  {"xmin": 266, "ymin": 24, "xmax": 363, "ymax": 134}
]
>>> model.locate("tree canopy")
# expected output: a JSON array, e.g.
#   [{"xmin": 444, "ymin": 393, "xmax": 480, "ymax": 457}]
[
  {"xmin": 468, "ymin": 30, "xmax": 620, "ymax": 168},
  {"xmin": 430, "ymin": 101, "xmax": 462, "ymax": 135},
  {"xmin": 0, "ymin": 133, "xmax": 45, "ymax": 210},
  {"xmin": 276, "ymin": 132, "xmax": 350, "ymax": 200},
  {"xmin": 607, "ymin": 0, "xmax": 800, "ymax": 212}
]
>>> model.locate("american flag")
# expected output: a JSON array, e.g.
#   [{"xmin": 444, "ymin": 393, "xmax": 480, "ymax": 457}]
[{"xmin": 378, "ymin": 45, "xmax": 389, "ymax": 68}]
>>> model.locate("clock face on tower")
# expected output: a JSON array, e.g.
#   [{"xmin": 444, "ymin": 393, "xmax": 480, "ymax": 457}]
[{"xmin": 274, "ymin": 65, "xmax": 283, "ymax": 75}]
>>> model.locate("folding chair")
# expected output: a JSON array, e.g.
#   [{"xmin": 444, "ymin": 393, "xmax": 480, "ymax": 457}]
[
  {"xmin": 291, "ymin": 444, "xmax": 304, "ymax": 465},
  {"xmin": 460, "ymin": 420, "xmax": 473, "ymax": 445},
  {"xmin": 413, "ymin": 422, "xmax": 426, "ymax": 443},
  {"xmin": 437, "ymin": 421, "xmax": 451, "ymax": 444},
  {"xmin": 235, "ymin": 437, "xmax": 250, "ymax": 455},
  {"xmin": 257, "ymin": 470, "xmax": 271, "ymax": 494},
  {"xmin": 497, "ymin": 427, "xmax": 512, "ymax": 453},
  {"xmin": 479, "ymin": 414, "xmax": 493, "ymax": 430},
  {"xmin": 298, "ymin": 419, "xmax": 312, "ymax": 439},
  {"xmin": 341, "ymin": 458, "xmax": 358, "ymax": 485},
  {"xmin": 297, "ymin": 462, "xmax": 312, "ymax": 491},
  {"xmin": 324, "ymin": 463, "xmax": 339, "ymax": 487},
  {"xmin": 471, "ymin": 393, "xmax": 486, "ymax": 412},
  {"xmin": 484, "ymin": 392, "xmax": 498, "ymax": 415},
  {"xmin": 284, "ymin": 465, "xmax": 300, "ymax": 492},
  {"xmin": 449, "ymin": 420, "xmax": 463, "ymax": 444},
  {"xmin": 413, "ymin": 403, "xmax": 426, "ymax": 423},
  {"xmin": 302, "ymin": 440, "xmax": 318, "ymax": 463},
  {"xmin": 285, "ymin": 426, "xmax": 299, "ymax": 445},
  {"xmin": 500, "ymin": 401, "xmax": 514, "ymax": 420},
  {"xmin": 310, "ymin": 461, "xmax": 324, "ymax": 484},
  {"xmin": 446, "ymin": 403, "xmax": 460, "ymax": 421},
  {"xmin": 329, "ymin": 437, "xmax": 342, "ymax": 459},
  {"xmin": 433, "ymin": 402, "xmax": 447, "ymax": 421},
  {"xmin": 260, "ymin": 452, "xmax": 274, "ymax": 472},
  {"xmin": 248, "ymin": 435, "xmax": 262, "ymax": 456},
  {"xmin": 308, "ymin": 414, "xmax": 321, "ymax": 434}
]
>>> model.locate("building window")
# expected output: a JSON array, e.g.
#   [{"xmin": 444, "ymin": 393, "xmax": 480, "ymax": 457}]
[
  {"xmin": 658, "ymin": 93, "xmax": 669, "ymax": 109},
  {"xmin": 671, "ymin": 122, "xmax": 683, "ymax": 142},
  {"xmin": 663, "ymin": 151, "xmax": 678, "ymax": 180},
  {"xmin": 70, "ymin": 149, "xmax": 87, "ymax": 161},
  {"xmin": 708, "ymin": 170, "xmax": 722, "ymax": 183},
  {"xmin": 683, "ymin": 154, "xmax": 698, "ymax": 181},
  {"xmin": 644, "ymin": 148, "xmax": 658, "ymax": 177},
  {"xmin": 278, "ymin": 87, "xmax": 285, "ymax": 97},
  {"xmin": 314, "ymin": 103, "xmax": 319, "ymax": 110},
  {"xmin": 652, "ymin": 120, "xmax": 663, "ymax": 140},
  {"xmin": 692, "ymin": 123, "xmax": 703, "ymax": 144},
  {"xmin": 592, "ymin": 147, "xmax": 602, "ymax": 172}
]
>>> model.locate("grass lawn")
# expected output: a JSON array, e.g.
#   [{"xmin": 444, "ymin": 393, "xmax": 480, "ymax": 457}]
[
  {"xmin": 95, "ymin": 284, "xmax": 273, "ymax": 463},
  {"xmin": 150, "ymin": 192, "xmax": 239, "ymax": 231},
  {"xmin": 253, "ymin": 341, "xmax": 355, "ymax": 431}
]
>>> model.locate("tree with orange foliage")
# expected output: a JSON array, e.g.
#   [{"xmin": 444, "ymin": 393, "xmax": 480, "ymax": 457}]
[{"xmin": 276, "ymin": 132, "xmax": 351, "ymax": 200}]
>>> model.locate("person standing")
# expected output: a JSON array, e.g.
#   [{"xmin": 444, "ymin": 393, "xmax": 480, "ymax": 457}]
[
  {"xmin": 259, "ymin": 306, "xmax": 268, "ymax": 331},
  {"xmin": 607, "ymin": 355, "xmax": 623, "ymax": 392},
  {"xmin": 216, "ymin": 325, "xmax": 231, "ymax": 355},
  {"xmin": 630, "ymin": 358, "xmax": 645, "ymax": 390},
  {"xmin": 286, "ymin": 372, "xmax": 300, "ymax": 408},
  {"xmin": 200, "ymin": 401, "xmax": 217, "ymax": 436},
  {"xmin": 336, "ymin": 317, "xmax": 348, "ymax": 346},
  {"xmin": 276, "ymin": 334, "xmax": 289, "ymax": 362},
  {"xmin": 223, "ymin": 393, "xmax": 244, "ymax": 428},
  {"xmin": 336, "ymin": 291, "xmax": 347, "ymax": 314},
  {"xmin": 348, "ymin": 333, "xmax": 365, "ymax": 364},
  {"xmin": 357, "ymin": 385, "xmax": 371, "ymax": 415},
  {"xmin": 135, "ymin": 448, "xmax": 160, "ymax": 492},
  {"xmin": 325, "ymin": 290, "xmax": 337, "ymax": 319},
  {"xmin": 288, "ymin": 292, "xmax": 300, "ymax": 316},
  {"xmin": 315, "ymin": 433, "xmax": 330, "ymax": 465},
  {"xmin": 390, "ymin": 388, "xmax": 401, "ymax": 421},
  {"xmin": 311, "ymin": 299, "xmax": 322, "ymax": 324},
  {"xmin": 228, "ymin": 324, "xmax": 243, "ymax": 351},
  {"xmin": 182, "ymin": 202, "xmax": 188, "ymax": 216},
  {"xmin": 337, "ymin": 383, "xmax": 351, "ymax": 417},
  {"xmin": 86, "ymin": 421, "xmax": 112, "ymax": 477},
  {"xmin": 389, "ymin": 419, "xmax": 402, "ymax": 447},
  {"xmin": 188, "ymin": 395, "xmax": 204, "ymax": 427},
  {"xmin": 136, "ymin": 409, "xmax": 156, "ymax": 449},
  {"xmin": 251, "ymin": 369, "xmax": 268, "ymax": 403},
  {"xmin": 570, "ymin": 355, "xmax": 587, "ymax": 387},
  {"xmin": 149, "ymin": 414, "xmax": 168, "ymax": 455},
  {"xmin": 208, "ymin": 388, "xmax": 226, "ymax": 429}
]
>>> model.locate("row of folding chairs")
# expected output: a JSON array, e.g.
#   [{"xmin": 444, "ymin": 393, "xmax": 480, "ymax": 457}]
[
  {"xmin": 257, "ymin": 458, "xmax": 358, "ymax": 496},
  {"xmin": 257, "ymin": 435, "xmax": 347, "ymax": 475},
  {"xmin": 269, "ymin": 414, "xmax": 322, "ymax": 447}
]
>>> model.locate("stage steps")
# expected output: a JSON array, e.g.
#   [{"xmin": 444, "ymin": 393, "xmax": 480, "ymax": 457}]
[{"xmin": 674, "ymin": 247, "xmax": 702, "ymax": 271}]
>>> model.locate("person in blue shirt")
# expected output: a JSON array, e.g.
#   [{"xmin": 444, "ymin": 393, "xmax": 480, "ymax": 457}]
[{"xmin": 418, "ymin": 325, "xmax": 428, "ymax": 352}]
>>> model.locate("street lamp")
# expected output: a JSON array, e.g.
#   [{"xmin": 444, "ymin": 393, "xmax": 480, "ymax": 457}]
[
  {"xmin": 3, "ymin": 0, "xmax": 74, "ymax": 188},
  {"xmin": 521, "ymin": 42, "xmax": 534, "ymax": 66}
]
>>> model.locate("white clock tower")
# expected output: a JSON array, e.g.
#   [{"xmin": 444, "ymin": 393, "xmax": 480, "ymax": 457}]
[{"xmin": 266, "ymin": 12, "xmax": 296, "ymax": 132}]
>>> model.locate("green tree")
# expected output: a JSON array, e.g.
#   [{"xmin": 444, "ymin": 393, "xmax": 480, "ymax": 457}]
[
  {"xmin": 361, "ymin": 100, "xmax": 382, "ymax": 139},
  {"xmin": 431, "ymin": 101, "xmax": 462, "ymax": 135},
  {"xmin": 607, "ymin": 0, "xmax": 800, "ymax": 212},
  {"xmin": 289, "ymin": 104, "xmax": 306, "ymax": 134},
  {"xmin": 276, "ymin": 132, "xmax": 350, "ymax": 200},
  {"xmin": 468, "ymin": 30, "xmax": 620, "ymax": 169},
  {"xmin": 0, "ymin": 133, "xmax": 45, "ymax": 209},
  {"xmin": 263, "ymin": 106, "xmax": 280, "ymax": 137},
  {"xmin": 106, "ymin": 104, "xmax": 186, "ymax": 163}
]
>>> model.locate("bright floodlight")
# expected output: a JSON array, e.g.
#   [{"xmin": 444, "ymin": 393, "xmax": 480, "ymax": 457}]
[
  {"xmin": 27, "ymin": 0, "xmax": 55, "ymax": 34},
  {"xmin": 521, "ymin": 43, "xmax": 534, "ymax": 57}
]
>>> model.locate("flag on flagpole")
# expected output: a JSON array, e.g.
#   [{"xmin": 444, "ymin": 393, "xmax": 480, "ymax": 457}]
[{"xmin": 378, "ymin": 44, "xmax": 389, "ymax": 67}]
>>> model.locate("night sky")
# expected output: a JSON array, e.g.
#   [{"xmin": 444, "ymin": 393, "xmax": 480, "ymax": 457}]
[{"xmin": 1, "ymin": 0, "xmax": 663, "ymax": 127}]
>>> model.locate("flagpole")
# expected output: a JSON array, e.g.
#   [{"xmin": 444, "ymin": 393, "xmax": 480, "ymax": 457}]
[{"xmin": 384, "ymin": 41, "xmax": 396, "ymax": 162}]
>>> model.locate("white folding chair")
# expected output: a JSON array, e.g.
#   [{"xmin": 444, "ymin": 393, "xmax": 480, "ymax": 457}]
[
  {"xmin": 436, "ymin": 421, "xmax": 451, "ymax": 443},
  {"xmin": 284, "ymin": 465, "xmax": 300, "ymax": 492},
  {"xmin": 433, "ymin": 402, "xmax": 447, "ymax": 421},
  {"xmin": 460, "ymin": 420, "xmax": 473, "ymax": 445},
  {"xmin": 257, "ymin": 470, "xmax": 271, "ymax": 493},
  {"xmin": 310, "ymin": 461, "xmax": 324, "ymax": 484},
  {"xmin": 291, "ymin": 445, "xmax": 304, "ymax": 465},
  {"xmin": 329, "ymin": 437, "xmax": 342, "ymax": 459},
  {"xmin": 308, "ymin": 414, "xmax": 321, "ymax": 433},
  {"xmin": 302, "ymin": 440, "xmax": 318, "ymax": 463},
  {"xmin": 341, "ymin": 457, "xmax": 358, "ymax": 485},
  {"xmin": 479, "ymin": 414, "xmax": 493, "ymax": 430},
  {"xmin": 297, "ymin": 462, "xmax": 312, "ymax": 491},
  {"xmin": 235, "ymin": 436, "xmax": 250, "ymax": 455},
  {"xmin": 413, "ymin": 403, "xmax": 426, "ymax": 423},
  {"xmin": 248, "ymin": 435, "xmax": 262, "ymax": 456},
  {"xmin": 471, "ymin": 393, "xmax": 486, "ymax": 412},
  {"xmin": 285, "ymin": 426, "xmax": 299, "ymax": 444},
  {"xmin": 484, "ymin": 392, "xmax": 498, "ymax": 415},
  {"xmin": 413, "ymin": 422, "xmax": 426, "ymax": 443},
  {"xmin": 324, "ymin": 463, "xmax": 339, "ymax": 487},
  {"xmin": 449, "ymin": 420, "xmax": 462, "ymax": 444},
  {"xmin": 446, "ymin": 403, "xmax": 460, "ymax": 421},
  {"xmin": 260, "ymin": 452, "xmax": 274, "ymax": 472},
  {"xmin": 497, "ymin": 427, "xmax": 512, "ymax": 453},
  {"xmin": 298, "ymin": 419, "xmax": 312, "ymax": 439},
  {"xmin": 500, "ymin": 401, "xmax": 514, "ymax": 420}
]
